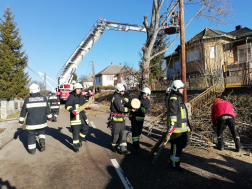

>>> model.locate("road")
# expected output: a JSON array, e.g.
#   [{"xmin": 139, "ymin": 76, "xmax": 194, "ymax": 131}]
[{"xmin": 0, "ymin": 108, "xmax": 252, "ymax": 189}]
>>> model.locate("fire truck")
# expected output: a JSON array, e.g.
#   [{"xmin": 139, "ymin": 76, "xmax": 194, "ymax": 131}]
[{"xmin": 55, "ymin": 18, "xmax": 147, "ymax": 101}]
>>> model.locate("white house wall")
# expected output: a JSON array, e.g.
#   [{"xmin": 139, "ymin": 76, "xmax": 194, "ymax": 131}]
[
  {"xmin": 102, "ymin": 75, "xmax": 115, "ymax": 86},
  {"xmin": 82, "ymin": 81, "xmax": 93, "ymax": 89}
]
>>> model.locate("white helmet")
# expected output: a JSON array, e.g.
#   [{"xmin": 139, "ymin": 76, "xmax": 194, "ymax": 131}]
[
  {"xmin": 171, "ymin": 80, "xmax": 186, "ymax": 91},
  {"xmin": 29, "ymin": 83, "xmax": 40, "ymax": 93},
  {"xmin": 88, "ymin": 90, "xmax": 91, "ymax": 93},
  {"xmin": 73, "ymin": 83, "xmax": 83, "ymax": 89},
  {"xmin": 166, "ymin": 87, "xmax": 172, "ymax": 93},
  {"xmin": 51, "ymin": 89, "xmax": 56, "ymax": 93},
  {"xmin": 115, "ymin": 83, "xmax": 125, "ymax": 93},
  {"xmin": 141, "ymin": 87, "xmax": 151, "ymax": 95}
]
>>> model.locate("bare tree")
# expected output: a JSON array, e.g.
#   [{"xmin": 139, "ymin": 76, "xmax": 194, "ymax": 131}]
[
  {"xmin": 78, "ymin": 74, "xmax": 87, "ymax": 82},
  {"xmin": 141, "ymin": 0, "xmax": 233, "ymax": 87}
]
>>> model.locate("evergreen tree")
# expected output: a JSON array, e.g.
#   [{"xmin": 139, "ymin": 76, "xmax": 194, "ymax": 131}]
[
  {"xmin": 0, "ymin": 7, "xmax": 30, "ymax": 99},
  {"xmin": 149, "ymin": 34, "xmax": 169, "ymax": 84},
  {"xmin": 72, "ymin": 73, "xmax": 77, "ymax": 82}
]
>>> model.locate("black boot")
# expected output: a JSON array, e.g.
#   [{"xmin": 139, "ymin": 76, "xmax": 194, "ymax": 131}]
[
  {"xmin": 120, "ymin": 150, "xmax": 131, "ymax": 155},
  {"xmin": 235, "ymin": 137, "xmax": 241, "ymax": 152},
  {"xmin": 40, "ymin": 144, "xmax": 46, "ymax": 152},
  {"xmin": 73, "ymin": 148, "xmax": 79, "ymax": 153},
  {"xmin": 217, "ymin": 137, "xmax": 224, "ymax": 151},
  {"xmin": 112, "ymin": 146, "xmax": 118, "ymax": 153},
  {"xmin": 134, "ymin": 148, "xmax": 139, "ymax": 154}
]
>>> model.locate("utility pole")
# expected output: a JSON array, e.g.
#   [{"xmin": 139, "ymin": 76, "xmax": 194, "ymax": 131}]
[
  {"xmin": 91, "ymin": 61, "xmax": 96, "ymax": 97},
  {"xmin": 180, "ymin": 0, "xmax": 187, "ymax": 102}
]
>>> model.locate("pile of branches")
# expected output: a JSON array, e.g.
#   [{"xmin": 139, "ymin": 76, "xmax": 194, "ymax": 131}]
[{"xmin": 190, "ymin": 92, "xmax": 252, "ymax": 149}]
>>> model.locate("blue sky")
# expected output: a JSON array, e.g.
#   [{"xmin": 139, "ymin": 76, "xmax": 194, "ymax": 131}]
[{"xmin": 1, "ymin": 0, "xmax": 252, "ymax": 90}]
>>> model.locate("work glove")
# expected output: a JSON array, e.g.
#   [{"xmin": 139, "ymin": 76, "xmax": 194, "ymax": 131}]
[
  {"xmin": 171, "ymin": 121, "xmax": 175, "ymax": 126},
  {"xmin": 72, "ymin": 110, "xmax": 79, "ymax": 115}
]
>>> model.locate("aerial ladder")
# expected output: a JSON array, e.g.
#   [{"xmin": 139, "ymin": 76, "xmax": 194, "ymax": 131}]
[{"xmin": 56, "ymin": 18, "xmax": 147, "ymax": 101}]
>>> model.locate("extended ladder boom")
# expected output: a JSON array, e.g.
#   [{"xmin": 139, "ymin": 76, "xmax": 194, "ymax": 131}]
[{"xmin": 57, "ymin": 18, "xmax": 146, "ymax": 86}]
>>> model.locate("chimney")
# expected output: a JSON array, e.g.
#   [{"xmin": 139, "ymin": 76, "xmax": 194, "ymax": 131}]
[
  {"xmin": 111, "ymin": 62, "xmax": 113, "ymax": 65},
  {"xmin": 236, "ymin": 25, "xmax": 242, "ymax": 30},
  {"xmin": 119, "ymin": 63, "xmax": 122, "ymax": 65}
]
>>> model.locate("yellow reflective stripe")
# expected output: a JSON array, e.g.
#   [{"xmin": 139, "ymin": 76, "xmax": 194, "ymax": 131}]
[
  {"xmin": 173, "ymin": 129, "xmax": 190, "ymax": 133},
  {"xmin": 66, "ymin": 106, "xmax": 72, "ymax": 111},
  {"xmin": 79, "ymin": 133, "xmax": 86, "ymax": 138},
  {"xmin": 120, "ymin": 143, "xmax": 127, "ymax": 146},
  {"xmin": 141, "ymin": 107, "xmax": 146, "ymax": 114},
  {"xmin": 112, "ymin": 143, "xmax": 117, "ymax": 146},
  {"xmin": 181, "ymin": 107, "xmax": 184, "ymax": 119},
  {"xmin": 71, "ymin": 121, "xmax": 82, "ymax": 125},
  {"xmin": 26, "ymin": 123, "xmax": 47, "ymax": 130},
  {"xmin": 39, "ymin": 135, "xmax": 45, "ymax": 139},
  {"xmin": 47, "ymin": 114, "xmax": 52, "ymax": 118},
  {"xmin": 73, "ymin": 140, "xmax": 79, "ymax": 144},
  {"xmin": 19, "ymin": 117, "xmax": 25, "ymax": 121},
  {"xmin": 27, "ymin": 102, "xmax": 47, "ymax": 108},
  {"xmin": 113, "ymin": 117, "xmax": 124, "ymax": 121},
  {"xmin": 171, "ymin": 119, "xmax": 177, "ymax": 122},
  {"xmin": 85, "ymin": 119, "xmax": 89, "ymax": 124},
  {"xmin": 136, "ymin": 116, "xmax": 144, "ymax": 119},
  {"xmin": 182, "ymin": 122, "xmax": 185, "ymax": 128},
  {"xmin": 124, "ymin": 107, "xmax": 128, "ymax": 112},
  {"xmin": 49, "ymin": 96, "xmax": 57, "ymax": 99},
  {"xmin": 28, "ymin": 144, "xmax": 36, "ymax": 149},
  {"xmin": 124, "ymin": 98, "xmax": 129, "ymax": 102},
  {"xmin": 170, "ymin": 97, "xmax": 177, "ymax": 100}
]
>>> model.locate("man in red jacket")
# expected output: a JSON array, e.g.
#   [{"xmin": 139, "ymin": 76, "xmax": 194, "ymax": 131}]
[{"xmin": 211, "ymin": 98, "xmax": 241, "ymax": 152}]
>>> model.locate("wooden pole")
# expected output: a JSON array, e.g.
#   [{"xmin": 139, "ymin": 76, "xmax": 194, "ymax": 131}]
[{"xmin": 180, "ymin": 0, "xmax": 186, "ymax": 102}]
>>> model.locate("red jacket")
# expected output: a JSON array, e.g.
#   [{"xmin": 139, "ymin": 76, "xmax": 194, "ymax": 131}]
[{"xmin": 211, "ymin": 100, "xmax": 235, "ymax": 123}]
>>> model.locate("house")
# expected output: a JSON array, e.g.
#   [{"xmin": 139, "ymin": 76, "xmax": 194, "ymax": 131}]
[
  {"xmin": 81, "ymin": 74, "xmax": 94, "ymax": 89},
  {"xmin": 95, "ymin": 62, "xmax": 138, "ymax": 88},
  {"xmin": 164, "ymin": 25, "xmax": 252, "ymax": 80}
]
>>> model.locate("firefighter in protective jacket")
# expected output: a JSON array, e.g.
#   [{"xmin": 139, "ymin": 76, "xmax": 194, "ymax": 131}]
[
  {"xmin": 48, "ymin": 89, "xmax": 60, "ymax": 122},
  {"xmin": 129, "ymin": 87, "xmax": 151, "ymax": 154},
  {"xmin": 19, "ymin": 83, "xmax": 52, "ymax": 155},
  {"xmin": 110, "ymin": 83, "xmax": 130, "ymax": 155},
  {"xmin": 65, "ymin": 83, "xmax": 89, "ymax": 153},
  {"xmin": 167, "ymin": 80, "xmax": 191, "ymax": 171}
]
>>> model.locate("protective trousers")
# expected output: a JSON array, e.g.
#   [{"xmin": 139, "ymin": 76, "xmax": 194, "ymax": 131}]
[
  {"xmin": 111, "ymin": 121, "xmax": 127, "ymax": 152},
  {"xmin": 71, "ymin": 123, "xmax": 89, "ymax": 150},
  {"xmin": 27, "ymin": 128, "xmax": 45, "ymax": 153},
  {"xmin": 217, "ymin": 116, "xmax": 240, "ymax": 150},
  {"xmin": 131, "ymin": 120, "xmax": 143, "ymax": 150},
  {"xmin": 51, "ymin": 108, "xmax": 59, "ymax": 119},
  {"xmin": 170, "ymin": 132, "xmax": 189, "ymax": 168}
]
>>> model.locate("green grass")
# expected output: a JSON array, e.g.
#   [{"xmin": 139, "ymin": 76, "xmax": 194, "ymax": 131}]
[{"xmin": 6, "ymin": 111, "xmax": 20, "ymax": 119}]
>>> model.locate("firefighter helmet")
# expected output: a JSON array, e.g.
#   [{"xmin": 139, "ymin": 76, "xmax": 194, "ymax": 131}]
[
  {"xmin": 88, "ymin": 90, "xmax": 91, "ymax": 93},
  {"xmin": 29, "ymin": 83, "xmax": 40, "ymax": 93},
  {"xmin": 171, "ymin": 80, "xmax": 186, "ymax": 91},
  {"xmin": 141, "ymin": 87, "xmax": 151, "ymax": 96},
  {"xmin": 166, "ymin": 87, "xmax": 172, "ymax": 93},
  {"xmin": 115, "ymin": 83, "xmax": 125, "ymax": 93},
  {"xmin": 73, "ymin": 83, "xmax": 83, "ymax": 89}
]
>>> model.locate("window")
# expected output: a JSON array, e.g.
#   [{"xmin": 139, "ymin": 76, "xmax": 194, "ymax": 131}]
[
  {"xmin": 187, "ymin": 49, "xmax": 199, "ymax": 62},
  {"xmin": 238, "ymin": 48, "xmax": 251, "ymax": 63},
  {"xmin": 210, "ymin": 46, "xmax": 215, "ymax": 58},
  {"xmin": 174, "ymin": 61, "xmax": 180, "ymax": 76},
  {"xmin": 99, "ymin": 77, "xmax": 101, "ymax": 82},
  {"xmin": 107, "ymin": 76, "xmax": 114, "ymax": 81}
]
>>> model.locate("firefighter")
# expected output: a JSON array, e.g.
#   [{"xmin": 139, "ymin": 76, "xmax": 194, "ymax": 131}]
[
  {"xmin": 19, "ymin": 83, "xmax": 52, "ymax": 155},
  {"xmin": 167, "ymin": 80, "xmax": 191, "ymax": 171},
  {"xmin": 110, "ymin": 83, "xmax": 130, "ymax": 155},
  {"xmin": 85, "ymin": 90, "xmax": 92, "ymax": 110},
  {"xmin": 211, "ymin": 98, "xmax": 241, "ymax": 152},
  {"xmin": 165, "ymin": 87, "xmax": 171, "ymax": 108},
  {"xmin": 48, "ymin": 89, "xmax": 60, "ymax": 122},
  {"xmin": 129, "ymin": 87, "xmax": 151, "ymax": 154},
  {"xmin": 65, "ymin": 83, "xmax": 89, "ymax": 153}
]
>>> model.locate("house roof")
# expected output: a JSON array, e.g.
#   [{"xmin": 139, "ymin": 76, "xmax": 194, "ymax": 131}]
[
  {"xmin": 228, "ymin": 27, "xmax": 252, "ymax": 39},
  {"xmin": 82, "ymin": 74, "xmax": 94, "ymax": 82},
  {"xmin": 187, "ymin": 27, "xmax": 235, "ymax": 42},
  {"xmin": 96, "ymin": 63, "xmax": 137, "ymax": 76}
]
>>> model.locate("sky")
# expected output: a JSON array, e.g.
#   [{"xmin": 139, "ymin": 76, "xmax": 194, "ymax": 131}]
[{"xmin": 1, "ymin": 0, "xmax": 252, "ymax": 90}]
